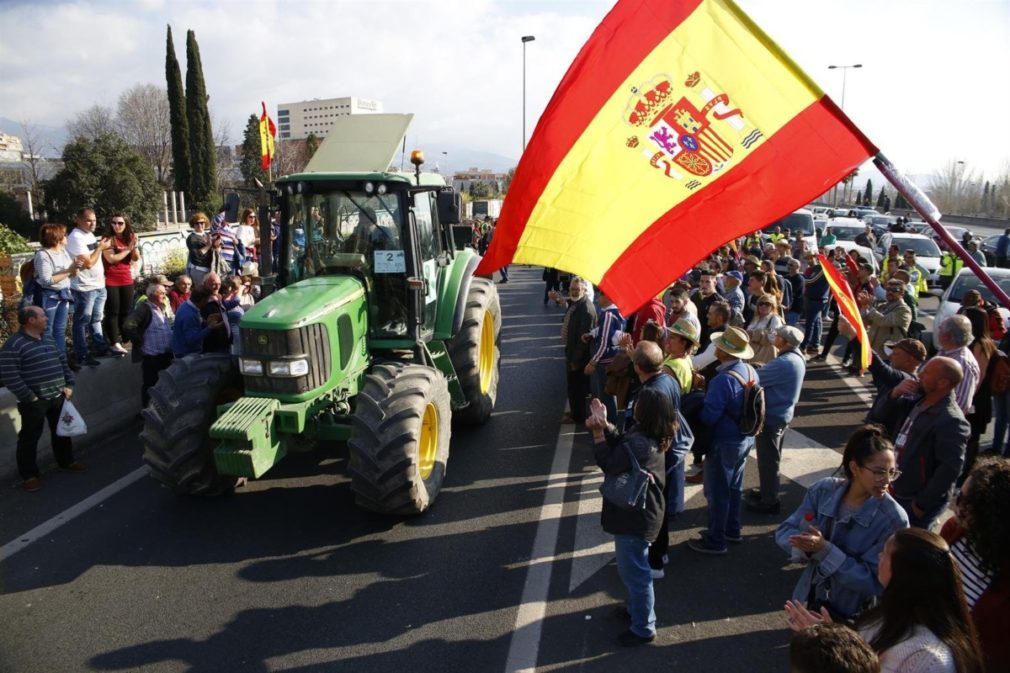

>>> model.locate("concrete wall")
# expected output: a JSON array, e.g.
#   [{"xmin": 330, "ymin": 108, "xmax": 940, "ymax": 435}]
[{"xmin": 1, "ymin": 354, "xmax": 142, "ymax": 483}]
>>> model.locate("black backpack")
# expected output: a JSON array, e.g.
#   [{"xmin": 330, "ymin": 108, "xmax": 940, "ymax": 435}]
[{"xmin": 727, "ymin": 364, "xmax": 766, "ymax": 437}]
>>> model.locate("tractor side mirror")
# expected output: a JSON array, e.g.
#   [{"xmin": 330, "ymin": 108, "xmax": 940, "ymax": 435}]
[{"xmin": 437, "ymin": 189, "xmax": 461, "ymax": 225}]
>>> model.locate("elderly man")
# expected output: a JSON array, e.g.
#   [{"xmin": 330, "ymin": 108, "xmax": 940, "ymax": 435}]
[
  {"xmin": 866, "ymin": 337, "xmax": 927, "ymax": 436},
  {"xmin": 721, "ymin": 271, "xmax": 745, "ymax": 322},
  {"xmin": 936, "ymin": 314, "xmax": 980, "ymax": 414},
  {"xmin": 552, "ymin": 277, "xmax": 596, "ymax": 423},
  {"xmin": 124, "ymin": 282, "xmax": 175, "ymax": 408},
  {"xmin": 883, "ymin": 356, "xmax": 970, "ymax": 528},
  {"xmin": 172, "ymin": 286, "xmax": 226, "ymax": 357},
  {"xmin": 688, "ymin": 327, "xmax": 755, "ymax": 555},
  {"xmin": 860, "ymin": 279, "xmax": 912, "ymax": 355},
  {"xmin": 745, "ymin": 326, "xmax": 806, "ymax": 514},
  {"xmin": 0, "ymin": 306, "xmax": 82, "ymax": 491}
]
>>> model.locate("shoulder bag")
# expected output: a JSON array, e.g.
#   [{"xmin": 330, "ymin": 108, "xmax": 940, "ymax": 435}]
[{"xmin": 599, "ymin": 443, "xmax": 652, "ymax": 510}]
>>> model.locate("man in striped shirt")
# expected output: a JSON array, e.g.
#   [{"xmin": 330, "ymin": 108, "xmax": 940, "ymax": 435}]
[
  {"xmin": 0, "ymin": 305, "xmax": 82, "ymax": 492},
  {"xmin": 582, "ymin": 289, "xmax": 625, "ymax": 424},
  {"xmin": 936, "ymin": 314, "xmax": 980, "ymax": 414}
]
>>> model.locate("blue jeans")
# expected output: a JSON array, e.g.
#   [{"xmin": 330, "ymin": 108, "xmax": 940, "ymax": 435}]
[
  {"xmin": 991, "ymin": 391, "xmax": 1010, "ymax": 456},
  {"xmin": 41, "ymin": 290, "xmax": 70, "ymax": 356},
  {"xmin": 785, "ymin": 310, "xmax": 801, "ymax": 326},
  {"xmin": 801, "ymin": 299, "xmax": 825, "ymax": 350},
  {"xmin": 613, "ymin": 534, "xmax": 655, "ymax": 637},
  {"xmin": 589, "ymin": 363, "xmax": 617, "ymax": 424},
  {"xmin": 667, "ymin": 452, "xmax": 686, "ymax": 517},
  {"xmin": 703, "ymin": 438, "xmax": 751, "ymax": 549},
  {"xmin": 72, "ymin": 287, "xmax": 107, "ymax": 359}
]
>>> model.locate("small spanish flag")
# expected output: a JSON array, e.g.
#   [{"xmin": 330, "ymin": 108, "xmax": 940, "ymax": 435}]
[
  {"xmin": 819, "ymin": 254, "xmax": 872, "ymax": 372},
  {"xmin": 477, "ymin": 0, "xmax": 878, "ymax": 313},
  {"xmin": 259, "ymin": 101, "xmax": 276, "ymax": 171}
]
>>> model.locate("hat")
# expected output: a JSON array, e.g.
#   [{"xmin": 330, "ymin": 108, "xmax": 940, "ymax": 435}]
[
  {"xmin": 744, "ymin": 255, "xmax": 761, "ymax": 267},
  {"xmin": 241, "ymin": 261, "xmax": 260, "ymax": 278},
  {"xmin": 775, "ymin": 326, "xmax": 804, "ymax": 349},
  {"xmin": 669, "ymin": 318, "xmax": 700, "ymax": 345},
  {"xmin": 725, "ymin": 270, "xmax": 744, "ymax": 283},
  {"xmin": 710, "ymin": 327, "xmax": 755, "ymax": 360},
  {"xmin": 884, "ymin": 338, "xmax": 927, "ymax": 362},
  {"xmin": 148, "ymin": 274, "xmax": 172, "ymax": 287}
]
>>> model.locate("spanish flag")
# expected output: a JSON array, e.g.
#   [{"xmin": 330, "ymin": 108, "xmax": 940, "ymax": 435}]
[
  {"xmin": 819, "ymin": 254, "xmax": 872, "ymax": 372},
  {"xmin": 477, "ymin": 0, "xmax": 878, "ymax": 312},
  {"xmin": 259, "ymin": 101, "xmax": 276, "ymax": 171}
]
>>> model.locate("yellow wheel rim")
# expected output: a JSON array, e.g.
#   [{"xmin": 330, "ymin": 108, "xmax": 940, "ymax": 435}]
[
  {"xmin": 418, "ymin": 402, "xmax": 438, "ymax": 480},
  {"xmin": 478, "ymin": 309, "xmax": 495, "ymax": 395}
]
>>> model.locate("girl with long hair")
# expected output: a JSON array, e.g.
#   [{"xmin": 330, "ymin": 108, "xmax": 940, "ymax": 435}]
[{"xmin": 102, "ymin": 212, "xmax": 139, "ymax": 355}]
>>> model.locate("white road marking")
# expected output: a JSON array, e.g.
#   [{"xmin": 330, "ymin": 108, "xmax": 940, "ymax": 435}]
[
  {"xmin": 504, "ymin": 422, "xmax": 575, "ymax": 673},
  {"xmin": 567, "ymin": 471, "xmax": 610, "ymax": 593},
  {"xmin": 0, "ymin": 466, "xmax": 149, "ymax": 563}
]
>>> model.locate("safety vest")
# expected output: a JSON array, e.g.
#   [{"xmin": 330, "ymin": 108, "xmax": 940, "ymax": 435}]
[
  {"xmin": 907, "ymin": 264, "xmax": 928, "ymax": 295},
  {"xmin": 768, "ymin": 232, "xmax": 785, "ymax": 242},
  {"xmin": 940, "ymin": 252, "xmax": 964, "ymax": 278}
]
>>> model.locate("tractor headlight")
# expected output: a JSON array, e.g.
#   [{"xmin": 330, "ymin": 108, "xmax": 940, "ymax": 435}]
[
  {"xmin": 240, "ymin": 359, "xmax": 263, "ymax": 376},
  {"xmin": 268, "ymin": 359, "xmax": 310, "ymax": 377}
]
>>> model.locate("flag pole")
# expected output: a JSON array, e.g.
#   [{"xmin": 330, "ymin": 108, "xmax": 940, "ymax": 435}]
[{"xmin": 873, "ymin": 153, "xmax": 1010, "ymax": 311}]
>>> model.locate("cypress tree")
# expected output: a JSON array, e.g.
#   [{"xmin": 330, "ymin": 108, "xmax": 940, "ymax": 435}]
[
  {"xmin": 165, "ymin": 26, "xmax": 190, "ymax": 194},
  {"xmin": 876, "ymin": 186, "xmax": 887, "ymax": 209},
  {"xmin": 240, "ymin": 114, "xmax": 267, "ymax": 187},
  {"xmin": 863, "ymin": 179, "xmax": 873, "ymax": 207},
  {"xmin": 185, "ymin": 29, "xmax": 217, "ymax": 209}
]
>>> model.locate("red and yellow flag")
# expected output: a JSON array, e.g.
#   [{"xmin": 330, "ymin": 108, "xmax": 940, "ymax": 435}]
[
  {"xmin": 259, "ymin": 101, "xmax": 276, "ymax": 171},
  {"xmin": 476, "ymin": 0, "xmax": 877, "ymax": 312},
  {"xmin": 818, "ymin": 254, "xmax": 872, "ymax": 371}
]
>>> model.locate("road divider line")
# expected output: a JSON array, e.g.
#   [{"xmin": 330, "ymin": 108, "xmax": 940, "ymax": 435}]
[
  {"xmin": 503, "ymin": 422, "xmax": 575, "ymax": 673},
  {"xmin": 0, "ymin": 466, "xmax": 149, "ymax": 563}
]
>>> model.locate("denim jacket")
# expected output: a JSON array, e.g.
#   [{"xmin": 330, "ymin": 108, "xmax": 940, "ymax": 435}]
[{"xmin": 775, "ymin": 477, "xmax": 908, "ymax": 619}]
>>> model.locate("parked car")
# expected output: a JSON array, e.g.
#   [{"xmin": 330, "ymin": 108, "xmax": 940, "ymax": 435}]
[
  {"xmin": 927, "ymin": 267, "xmax": 1010, "ymax": 350},
  {"xmin": 862, "ymin": 213, "xmax": 897, "ymax": 237},
  {"xmin": 876, "ymin": 232, "xmax": 942, "ymax": 287},
  {"xmin": 981, "ymin": 234, "xmax": 1001, "ymax": 265},
  {"xmin": 821, "ymin": 221, "xmax": 878, "ymax": 271},
  {"xmin": 761, "ymin": 208, "xmax": 817, "ymax": 255}
]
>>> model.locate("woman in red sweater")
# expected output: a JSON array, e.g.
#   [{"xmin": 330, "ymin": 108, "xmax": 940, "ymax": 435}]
[
  {"xmin": 102, "ymin": 213, "xmax": 139, "ymax": 355},
  {"xmin": 941, "ymin": 455, "xmax": 1010, "ymax": 672}
]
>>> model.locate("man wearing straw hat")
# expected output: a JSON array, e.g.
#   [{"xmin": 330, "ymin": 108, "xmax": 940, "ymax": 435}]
[{"xmin": 688, "ymin": 326, "xmax": 756, "ymax": 555}]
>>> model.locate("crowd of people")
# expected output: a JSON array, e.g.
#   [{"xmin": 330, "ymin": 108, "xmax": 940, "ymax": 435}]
[
  {"xmin": 1, "ymin": 207, "xmax": 264, "ymax": 493},
  {"xmin": 546, "ymin": 227, "xmax": 1009, "ymax": 670}
]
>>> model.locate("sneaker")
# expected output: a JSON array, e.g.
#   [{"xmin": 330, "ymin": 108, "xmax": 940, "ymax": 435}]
[
  {"xmin": 59, "ymin": 462, "xmax": 86, "ymax": 473},
  {"xmin": 84, "ymin": 356, "xmax": 102, "ymax": 367},
  {"xmin": 687, "ymin": 536, "xmax": 728, "ymax": 555},
  {"xmin": 650, "ymin": 567, "xmax": 665, "ymax": 579},
  {"xmin": 22, "ymin": 477, "xmax": 41, "ymax": 492},
  {"xmin": 617, "ymin": 629, "xmax": 655, "ymax": 647}
]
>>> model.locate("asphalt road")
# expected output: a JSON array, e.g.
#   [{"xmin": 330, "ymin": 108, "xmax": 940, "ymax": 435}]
[{"xmin": 0, "ymin": 266, "xmax": 934, "ymax": 673}]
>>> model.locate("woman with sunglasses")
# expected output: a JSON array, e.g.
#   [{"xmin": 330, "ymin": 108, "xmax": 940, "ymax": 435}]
[
  {"xmin": 747, "ymin": 293, "xmax": 783, "ymax": 366},
  {"xmin": 236, "ymin": 208, "xmax": 261, "ymax": 262},
  {"xmin": 776, "ymin": 425, "xmax": 908, "ymax": 622},
  {"xmin": 186, "ymin": 212, "xmax": 213, "ymax": 287},
  {"xmin": 102, "ymin": 213, "xmax": 139, "ymax": 355}
]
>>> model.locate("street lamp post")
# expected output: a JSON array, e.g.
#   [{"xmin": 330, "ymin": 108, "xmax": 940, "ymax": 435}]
[
  {"xmin": 828, "ymin": 63, "xmax": 862, "ymax": 205},
  {"xmin": 522, "ymin": 35, "xmax": 535, "ymax": 153}
]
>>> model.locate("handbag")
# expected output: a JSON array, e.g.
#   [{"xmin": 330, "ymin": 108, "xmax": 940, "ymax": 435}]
[
  {"xmin": 599, "ymin": 443, "xmax": 652, "ymax": 510},
  {"xmin": 56, "ymin": 399, "xmax": 88, "ymax": 437}
]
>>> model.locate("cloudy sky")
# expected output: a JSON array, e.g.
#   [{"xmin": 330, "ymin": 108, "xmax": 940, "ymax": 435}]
[{"xmin": 2, "ymin": 0, "xmax": 1008, "ymax": 179}]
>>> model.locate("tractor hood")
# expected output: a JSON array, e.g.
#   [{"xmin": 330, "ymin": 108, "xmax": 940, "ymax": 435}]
[{"xmin": 239, "ymin": 276, "xmax": 367, "ymax": 330}]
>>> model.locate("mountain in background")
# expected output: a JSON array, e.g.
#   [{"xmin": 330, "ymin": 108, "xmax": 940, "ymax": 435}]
[
  {"xmin": 391, "ymin": 143, "xmax": 517, "ymax": 176},
  {"xmin": 0, "ymin": 117, "xmax": 68, "ymax": 158}
]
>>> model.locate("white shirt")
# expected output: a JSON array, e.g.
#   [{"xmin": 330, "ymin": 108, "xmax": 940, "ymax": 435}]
[
  {"xmin": 860, "ymin": 624, "xmax": 957, "ymax": 673},
  {"xmin": 235, "ymin": 224, "xmax": 258, "ymax": 250},
  {"xmin": 65, "ymin": 228, "xmax": 105, "ymax": 291}
]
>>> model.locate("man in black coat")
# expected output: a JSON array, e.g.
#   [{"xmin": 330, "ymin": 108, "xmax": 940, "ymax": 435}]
[{"xmin": 554, "ymin": 277, "xmax": 596, "ymax": 423}]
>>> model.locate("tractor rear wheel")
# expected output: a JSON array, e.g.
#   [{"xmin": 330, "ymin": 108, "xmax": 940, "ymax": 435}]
[
  {"xmin": 348, "ymin": 363, "xmax": 452, "ymax": 515},
  {"xmin": 141, "ymin": 353, "xmax": 242, "ymax": 496},
  {"xmin": 448, "ymin": 277, "xmax": 501, "ymax": 424}
]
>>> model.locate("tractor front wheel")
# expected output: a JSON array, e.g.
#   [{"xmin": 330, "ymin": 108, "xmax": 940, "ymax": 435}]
[
  {"xmin": 141, "ymin": 353, "xmax": 242, "ymax": 496},
  {"xmin": 348, "ymin": 363, "xmax": 452, "ymax": 515},
  {"xmin": 448, "ymin": 277, "xmax": 501, "ymax": 424}
]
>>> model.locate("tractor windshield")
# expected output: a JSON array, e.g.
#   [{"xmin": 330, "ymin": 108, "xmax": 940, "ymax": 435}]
[
  {"xmin": 286, "ymin": 191, "xmax": 404, "ymax": 281},
  {"xmin": 285, "ymin": 190, "xmax": 410, "ymax": 337}
]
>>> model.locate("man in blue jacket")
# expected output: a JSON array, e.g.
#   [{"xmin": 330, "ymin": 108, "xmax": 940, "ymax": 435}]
[
  {"xmin": 688, "ymin": 327, "xmax": 754, "ymax": 555},
  {"xmin": 171, "ymin": 287, "xmax": 226, "ymax": 357},
  {"xmin": 746, "ymin": 326, "xmax": 806, "ymax": 514}
]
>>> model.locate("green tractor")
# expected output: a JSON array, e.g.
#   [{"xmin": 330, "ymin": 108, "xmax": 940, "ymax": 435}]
[{"xmin": 141, "ymin": 114, "xmax": 502, "ymax": 514}]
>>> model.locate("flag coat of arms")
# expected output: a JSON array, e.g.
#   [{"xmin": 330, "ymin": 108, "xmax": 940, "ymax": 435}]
[
  {"xmin": 477, "ymin": 0, "xmax": 878, "ymax": 313},
  {"xmin": 259, "ymin": 101, "xmax": 277, "ymax": 170}
]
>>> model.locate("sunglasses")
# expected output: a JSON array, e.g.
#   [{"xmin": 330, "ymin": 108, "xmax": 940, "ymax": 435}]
[
  {"xmin": 111, "ymin": 221, "xmax": 126, "ymax": 225},
  {"xmin": 758, "ymin": 301, "xmax": 773, "ymax": 307}
]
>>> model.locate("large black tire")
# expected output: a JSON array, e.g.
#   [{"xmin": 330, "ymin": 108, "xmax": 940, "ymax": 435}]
[
  {"xmin": 347, "ymin": 363, "xmax": 452, "ymax": 515},
  {"xmin": 448, "ymin": 277, "xmax": 501, "ymax": 424},
  {"xmin": 141, "ymin": 353, "xmax": 242, "ymax": 496}
]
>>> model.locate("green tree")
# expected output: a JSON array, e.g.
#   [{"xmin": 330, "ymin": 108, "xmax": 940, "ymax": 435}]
[
  {"xmin": 876, "ymin": 186, "xmax": 887, "ymax": 209},
  {"xmin": 165, "ymin": 26, "xmax": 190, "ymax": 194},
  {"xmin": 502, "ymin": 166, "xmax": 516, "ymax": 194},
  {"xmin": 469, "ymin": 181, "xmax": 493, "ymax": 198},
  {"xmin": 0, "ymin": 192, "xmax": 34, "ymax": 241},
  {"xmin": 305, "ymin": 133, "xmax": 320, "ymax": 161},
  {"xmin": 43, "ymin": 134, "xmax": 162, "ymax": 231},
  {"xmin": 894, "ymin": 191, "xmax": 909, "ymax": 210},
  {"xmin": 185, "ymin": 29, "xmax": 217, "ymax": 210},
  {"xmin": 863, "ymin": 179, "xmax": 873, "ymax": 207},
  {"xmin": 239, "ymin": 114, "xmax": 267, "ymax": 187}
]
